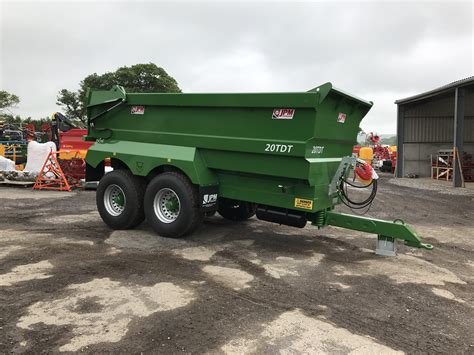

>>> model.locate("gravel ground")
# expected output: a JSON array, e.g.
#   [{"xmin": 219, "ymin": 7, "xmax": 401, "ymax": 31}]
[
  {"xmin": 389, "ymin": 177, "xmax": 474, "ymax": 196},
  {"xmin": 0, "ymin": 174, "xmax": 473, "ymax": 353}
]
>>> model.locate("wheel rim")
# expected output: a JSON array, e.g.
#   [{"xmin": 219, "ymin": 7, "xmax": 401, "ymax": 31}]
[
  {"xmin": 104, "ymin": 184, "xmax": 126, "ymax": 216},
  {"xmin": 154, "ymin": 188, "xmax": 180, "ymax": 223}
]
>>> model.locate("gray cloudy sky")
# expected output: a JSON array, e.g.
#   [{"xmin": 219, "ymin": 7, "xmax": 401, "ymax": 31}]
[{"xmin": 1, "ymin": 0, "xmax": 472, "ymax": 133}]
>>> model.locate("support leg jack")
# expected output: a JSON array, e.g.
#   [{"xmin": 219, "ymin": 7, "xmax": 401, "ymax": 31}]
[{"xmin": 376, "ymin": 236, "xmax": 397, "ymax": 256}]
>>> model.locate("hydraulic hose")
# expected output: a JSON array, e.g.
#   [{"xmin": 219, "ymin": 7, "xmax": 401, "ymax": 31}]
[
  {"xmin": 339, "ymin": 178, "xmax": 377, "ymax": 210},
  {"xmin": 338, "ymin": 159, "xmax": 378, "ymax": 212}
]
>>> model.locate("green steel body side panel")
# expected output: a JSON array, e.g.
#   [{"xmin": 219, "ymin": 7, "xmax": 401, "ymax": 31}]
[
  {"xmin": 85, "ymin": 83, "xmax": 372, "ymax": 211},
  {"xmin": 85, "ymin": 141, "xmax": 218, "ymax": 186},
  {"xmin": 215, "ymin": 172, "xmax": 336, "ymax": 213}
]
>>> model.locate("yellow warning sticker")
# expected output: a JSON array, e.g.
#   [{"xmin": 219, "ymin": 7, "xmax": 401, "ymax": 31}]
[{"xmin": 294, "ymin": 198, "xmax": 313, "ymax": 210}]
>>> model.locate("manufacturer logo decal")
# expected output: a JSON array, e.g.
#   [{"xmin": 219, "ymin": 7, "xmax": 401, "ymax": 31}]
[
  {"xmin": 202, "ymin": 193, "xmax": 218, "ymax": 207},
  {"xmin": 337, "ymin": 112, "xmax": 346, "ymax": 123},
  {"xmin": 294, "ymin": 198, "xmax": 313, "ymax": 210},
  {"xmin": 131, "ymin": 106, "xmax": 145, "ymax": 115},
  {"xmin": 272, "ymin": 109, "xmax": 295, "ymax": 120}
]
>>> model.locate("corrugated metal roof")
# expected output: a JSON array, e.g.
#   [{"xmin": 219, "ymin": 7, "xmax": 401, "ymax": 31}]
[{"xmin": 395, "ymin": 76, "xmax": 474, "ymax": 105}]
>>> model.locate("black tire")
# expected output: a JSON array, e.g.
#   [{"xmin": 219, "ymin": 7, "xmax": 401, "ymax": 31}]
[
  {"xmin": 96, "ymin": 170, "xmax": 146, "ymax": 229},
  {"xmin": 144, "ymin": 172, "xmax": 203, "ymax": 238},
  {"xmin": 205, "ymin": 210, "xmax": 217, "ymax": 217},
  {"xmin": 217, "ymin": 198, "xmax": 257, "ymax": 221}
]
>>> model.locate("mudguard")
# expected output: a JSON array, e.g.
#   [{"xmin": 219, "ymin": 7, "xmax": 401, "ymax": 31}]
[{"xmin": 85, "ymin": 140, "xmax": 218, "ymax": 186}]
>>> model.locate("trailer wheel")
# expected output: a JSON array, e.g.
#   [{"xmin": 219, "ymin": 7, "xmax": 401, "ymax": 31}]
[
  {"xmin": 217, "ymin": 198, "xmax": 257, "ymax": 221},
  {"xmin": 96, "ymin": 170, "xmax": 146, "ymax": 229},
  {"xmin": 144, "ymin": 172, "xmax": 203, "ymax": 238}
]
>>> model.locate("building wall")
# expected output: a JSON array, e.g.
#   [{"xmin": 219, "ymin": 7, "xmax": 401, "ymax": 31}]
[
  {"xmin": 403, "ymin": 143, "xmax": 474, "ymax": 177},
  {"xmin": 400, "ymin": 86, "xmax": 474, "ymax": 177}
]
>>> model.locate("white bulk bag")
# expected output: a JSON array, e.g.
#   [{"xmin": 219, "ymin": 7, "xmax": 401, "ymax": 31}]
[
  {"xmin": 0, "ymin": 155, "xmax": 16, "ymax": 171},
  {"xmin": 23, "ymin": 141, "xmax": 57, "ymax": 173}
]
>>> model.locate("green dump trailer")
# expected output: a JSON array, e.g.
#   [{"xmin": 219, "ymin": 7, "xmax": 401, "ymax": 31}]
[{"xmin": 84, "ymin": 84, "xmax": 432, "ymax": 255}]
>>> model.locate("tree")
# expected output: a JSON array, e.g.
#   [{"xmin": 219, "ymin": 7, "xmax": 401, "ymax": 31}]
[
  {"xmin": 0, "ymin": 90, "xmax": 20, "ymax": 111},
  {"xmin": 2, "ymin": 114, "xmax": 22, "ymax": 124},
  {"xmin": 57, "ymin": 63, "xmax": 181, "ymax": 121},
  {"xmin": 56, "ymin": 89, "xmax": 82, "ymax": 119}
]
